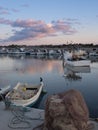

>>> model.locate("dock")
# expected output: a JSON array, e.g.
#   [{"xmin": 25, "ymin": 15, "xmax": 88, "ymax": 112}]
[
  {"xmin": 0, "ymin": 101, "xmax": 98, "ymax": 130},
  {"xmin": 0, "ymin": 101, "xmax": 44, "ymax": 130}
]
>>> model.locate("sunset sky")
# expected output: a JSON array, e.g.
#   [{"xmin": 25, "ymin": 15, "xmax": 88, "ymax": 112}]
[{"xmin": 0, "ymin": 0, "xmax": 98, "ymax": 45}]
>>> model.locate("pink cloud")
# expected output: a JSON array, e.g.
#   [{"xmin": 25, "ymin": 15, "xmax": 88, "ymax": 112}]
[
  {"xmin": 0, "ymin": 18, "xmax": 78, "ymax": 42},
  {"xmin": 11, "ymin": 19, "xmax": 45, "ymax": 28}
]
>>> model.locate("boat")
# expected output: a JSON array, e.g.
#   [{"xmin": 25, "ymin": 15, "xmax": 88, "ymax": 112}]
[
  {"xmin": 63, "ymin": 51, "xmax": 90, "ymax": 67},
  {"xmin": 63, "ymin": 62, "xmax": 91, "ymax": 81},
  {"xmin": 0, "ymin": 85, "xmax": 11, "ymax": 100},
  {"xmin": 89, "ymin": 52, "xmax": 98, "ymax": 57},
  {"xmin": 5, "ymin": 77, "xmax": 44, "ymax": 107}
]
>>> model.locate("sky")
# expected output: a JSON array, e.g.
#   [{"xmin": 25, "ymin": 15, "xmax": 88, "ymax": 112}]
[{"xmin": 0, "ymin": 0, "xmax": 98, "ymax": 46}]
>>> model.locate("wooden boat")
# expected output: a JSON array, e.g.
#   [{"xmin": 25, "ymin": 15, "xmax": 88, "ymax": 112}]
[
  {"xmin": 63, "ymin": 51, "xmax": 90, "ymax": 67},
  {"xmin": 5, "ymin": 78, "xmax": 44, "ymax": 107},
  {"xmin": 0, "ymin": 85, "xmax": 11, "ymax": 100}
]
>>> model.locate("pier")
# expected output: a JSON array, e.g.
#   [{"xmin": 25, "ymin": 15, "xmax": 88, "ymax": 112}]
[
  {"xmin": 0, "ymin": 101, "xmax": 98, "ymax": 130},
  {"xmin": 0, "ymin": 101, "xmax": 44, "ymax": 130}
]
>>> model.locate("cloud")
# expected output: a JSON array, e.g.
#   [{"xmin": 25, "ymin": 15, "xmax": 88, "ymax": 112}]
[
  {"xmin": 0, "ymin": 6, "xmax": 10, "ymax": 15},
  {"xmin": 11, "ymin": 19, "xmax": 45, "ymax": 28},
  {"xmin": 52, "ymin": 20, "xmax": 77, "ymax": 34},
  {"xmin": 0, "ymin": 6, "xmax": 8, "ymax": 10},
  {"xmin": 0, "ymin": 6, "xmax": 19, "ymax": 15},
  {"xmin": 0, "ymin": 11, "xmax": 10, "ymax": 15},
  {"xmin": 0, "ymin": 18, "xmax": 12, "ymax": 25},
  {"xmin": 11, "ymin": 8, "xmax": 19, "ymax": 13},
  {"xmin": 0, "ymin": 18, "xmax": 78, "ymax": 42},
  {"xmin": 21, "ymin": 4, "xmax": 29, "ymax": 7}
]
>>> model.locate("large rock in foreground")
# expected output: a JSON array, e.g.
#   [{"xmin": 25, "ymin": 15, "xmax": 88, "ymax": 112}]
[{"xmin": 43, "ymin": 89, "xmax": 89, "ymax": 130}]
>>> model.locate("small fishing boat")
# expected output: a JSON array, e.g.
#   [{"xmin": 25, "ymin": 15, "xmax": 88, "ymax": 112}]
[
  {"xmin": 63, "ymin": 51, "xmax": 90, "ymax": 67},
  {"xmin": 0, "ymin": 85, "xmax": 11, "ymax": 100},
  {"xmin": 5, "ymin": 78, "xmax": 44, "ymax": 107}
]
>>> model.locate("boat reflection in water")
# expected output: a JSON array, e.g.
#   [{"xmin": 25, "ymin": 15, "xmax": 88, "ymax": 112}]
[
  {"xmin": 88, "ymin": 54, "xmax": 98, "ymax": 63},
  {"xmin": 63, "ymin": 64, "xmax": 91, "ymax": 81}
]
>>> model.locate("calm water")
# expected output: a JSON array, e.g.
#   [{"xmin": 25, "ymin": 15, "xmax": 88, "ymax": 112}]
[{"xmin": 0, "ymin": 54, "xmax": 98, "ymax": 118}]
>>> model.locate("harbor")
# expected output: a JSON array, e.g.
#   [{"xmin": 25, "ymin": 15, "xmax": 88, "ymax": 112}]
[
  {"xmin": 0, "ymin": 42, "xmax": 98, "ymax": 130},
  {"xmin": 0, "ymin": 0, "xmax": 98, "ymax": 129},
  {"xmin": 0, "ymin": 52, "xmax": 98, "ymax": 117}
]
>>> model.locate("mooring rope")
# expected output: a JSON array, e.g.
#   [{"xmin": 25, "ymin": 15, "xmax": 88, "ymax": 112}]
[
  {"xmin": 0, "ymin": 90, "xmax": 44, "ymax": 129},
  {"xmin": 8, "ymin": 105, "xmax": 44, "ymax": 129}
]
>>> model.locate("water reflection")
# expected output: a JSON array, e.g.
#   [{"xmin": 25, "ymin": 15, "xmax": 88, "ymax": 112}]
[
  {"xmin": 0, "ymin": 54, "xmax": 62, "ymax": 60},
  {"xmin": 63, "ymin": 64, "xmax": 91, "ymax": 81},
  {"xmin": 0, "ymin": 55, "xmax": 63, "ymax": 87},
  {"xmin": 88, "ymin": 55, "xmax": 98, "ymax": 63},
  {"xmin": 13, "ymin": 58, "xmax": 63, "ymax": 75},
  {"xmin": 0, "ymin": 54, "xmax": 63, "ymax": 74}
]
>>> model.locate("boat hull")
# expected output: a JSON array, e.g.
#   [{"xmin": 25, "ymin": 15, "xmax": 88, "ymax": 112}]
[
  {"xmin": 66, "ymin": 60, "xmax": 90, "ymax": 67},
  {"xmin": 0, "ymin": 86, "xmax": 11, "ymax": 100},
  {"xmin": 13, "ymin": 85, "xmax": 43, "ymax": 107},
  {"xmin": 6, "ymin": 82, "xmax": 43, "ymax": 107}
]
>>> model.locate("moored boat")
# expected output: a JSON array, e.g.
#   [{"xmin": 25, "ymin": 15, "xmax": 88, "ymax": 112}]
[
  {"xmin": 5, "ymin": 77, "xmax": 44, "ymax": 107},
  {"xmin": 89, "ymin": 52, "xmax": 98, "ymax": 57},
  {"xmin": 0, "ymin": 85, "xmax": 11, "ymax": 100},
  {"xmin": 63, "ymin": 51, "xmax": 90, "ymax": 67}
]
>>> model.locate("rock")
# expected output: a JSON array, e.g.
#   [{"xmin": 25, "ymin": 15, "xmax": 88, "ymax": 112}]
[{"xmin": 43, "ymin": 89, "xmax": 90, "ymax": 130}]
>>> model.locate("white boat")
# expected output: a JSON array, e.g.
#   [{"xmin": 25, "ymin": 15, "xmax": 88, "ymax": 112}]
[
  {"xmin": 66, "ymin": 58, "xmax": 90, "ymax": 67},
  {"xmin": 0, "ymin": 85, "xmax": 11, "ymax": 100},
  {"xmin": 5, "ymin": 78, "xmax": 44, "ymax": 107},
  {"xmin": 89, "ymin": 52, "xmax": 98, "ymax": 57},
  {"xmin": 63, "ymin": 51, "xmax": 90, "ymax": 67},
  {"xmin": 73, "ymin": 50, "xmax": 87, "ymax": 57}
]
